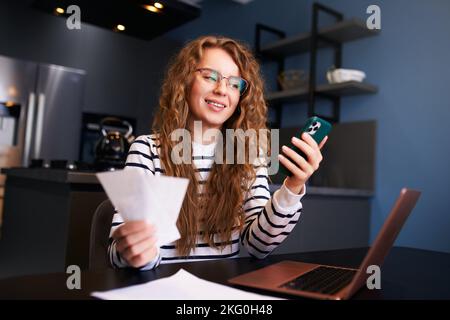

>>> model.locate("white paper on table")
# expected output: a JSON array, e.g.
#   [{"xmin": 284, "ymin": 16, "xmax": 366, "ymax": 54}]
[
  {"xmin": 91, "ymin": 269, "xmax": 284, "ymax": 300},
  {"xmin": 96, "ymin": 169, "xmax": 189, "ymax": 246}
]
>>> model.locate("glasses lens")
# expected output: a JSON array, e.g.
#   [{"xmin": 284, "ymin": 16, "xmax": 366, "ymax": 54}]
[
  {"xmin": 201, "ymin": 69, "xmax": 219, "ymax": 82},
  {"xmin": 229, "ymin": 77, "xmax": 247, "ymax": 95}
]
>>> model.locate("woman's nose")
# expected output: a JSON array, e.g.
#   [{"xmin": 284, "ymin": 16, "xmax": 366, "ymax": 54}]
[{"xmin": 213, "ymin": 79, "xmax": 228, "ymax": 95}]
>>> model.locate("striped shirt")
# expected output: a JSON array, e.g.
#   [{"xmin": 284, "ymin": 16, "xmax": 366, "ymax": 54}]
[{"xmin": 108, "ymin": 134, "xmax": 306, "ymax": 270}]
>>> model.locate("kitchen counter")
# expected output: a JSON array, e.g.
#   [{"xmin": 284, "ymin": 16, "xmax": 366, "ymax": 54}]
[
  {"xmin": 1, "ymin": 167, "xmax": 100, "ymax": 184},
  {"xmin": 1, "ymin": 168, "xmax": 373, "ymax": 198},
  {"xmin": 0, "ymin": 167, "xmax": 373, "ymax": 279},
  {"xmin": 269, "ymin": 184, "xmax": 373, "ymax": 198}
]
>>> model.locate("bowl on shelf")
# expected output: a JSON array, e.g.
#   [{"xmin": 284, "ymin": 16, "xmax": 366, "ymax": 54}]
[
  {"xmin": 277, "ymin": 70, "xmax": 308, "ymax": 91},
  {"xmin": 326, "ymin": 68, "xmax": 366, "ymax": 84}
]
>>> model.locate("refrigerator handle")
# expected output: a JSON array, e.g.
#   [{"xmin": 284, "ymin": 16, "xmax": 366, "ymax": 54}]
[
  {"xmin": 33, "ymin": 93, "xmax": 46, "ymax": 159},
  {"xmin": 23, "ymin": 92, "xmax": 36, "ymax": 166}
]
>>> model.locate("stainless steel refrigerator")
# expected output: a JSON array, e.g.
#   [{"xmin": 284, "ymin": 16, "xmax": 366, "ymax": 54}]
[{"xmin": 0, "ymin": 54, "xmax": 86, "ymax": 167}]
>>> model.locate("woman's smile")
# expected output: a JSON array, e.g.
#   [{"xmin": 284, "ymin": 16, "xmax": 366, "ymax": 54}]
[{"xmin": 205, "ymin": 98, "xmax": 227, "ymax": 112}]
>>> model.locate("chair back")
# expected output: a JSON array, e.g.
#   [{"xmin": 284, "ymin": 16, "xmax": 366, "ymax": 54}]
[{"xmin": 89, "ymin": 199, "xmax": 114, "ymax": 269}]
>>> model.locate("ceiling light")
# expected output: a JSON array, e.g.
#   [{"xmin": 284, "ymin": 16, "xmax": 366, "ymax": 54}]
[
  {"xmin": 154, "ymin": 2, "xmax": 164, "ymax": 9},
  {"xmin": 116, "ymin": 24, "xmax": 125, "ymax": 31},
  {"xmin": 143, "ymin": 5, "xmax": 159, "ymax": 13},
  {"xmin": 55, "ymin": 7, "xmax": 64, "ymax": 14}
]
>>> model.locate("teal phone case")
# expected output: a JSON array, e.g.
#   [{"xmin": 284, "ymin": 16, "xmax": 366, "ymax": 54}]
[{"xmin": 279, "ymin": 116, "xmax": 332, "ymax": 177}]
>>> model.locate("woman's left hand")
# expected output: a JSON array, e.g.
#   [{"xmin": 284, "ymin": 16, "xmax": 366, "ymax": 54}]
[{"xmin": 278, "ymin": 133, "xmax": 328, "ymax": 194}]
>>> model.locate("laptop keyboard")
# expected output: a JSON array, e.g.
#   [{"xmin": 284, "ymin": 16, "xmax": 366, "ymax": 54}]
[{"xmin": 280, "ymin": 266, "xmax": 357, "ymax": 295}]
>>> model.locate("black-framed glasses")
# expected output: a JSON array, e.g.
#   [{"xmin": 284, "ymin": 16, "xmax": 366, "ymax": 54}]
[{"xmin": 195, "ymin": 68, "xmax": 248, "ymax": 96}]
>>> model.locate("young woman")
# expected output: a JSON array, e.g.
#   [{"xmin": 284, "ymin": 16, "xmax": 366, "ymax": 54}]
[{"xmin": 108, "ymin": 35, "xmax": 327, "ymax": 270}]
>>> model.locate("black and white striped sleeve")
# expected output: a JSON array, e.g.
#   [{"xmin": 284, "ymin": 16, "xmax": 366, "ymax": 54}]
[
  {"xmin": 107, "ymin": 135, "xmax": 162, "ymax": 270},
  {"xmin": 240, "ymin": 164, "xmax": 305, "ymax": 259},
  {"xmin": 124, "ymin": 135, "xmax": 162, "ymax": 174}
]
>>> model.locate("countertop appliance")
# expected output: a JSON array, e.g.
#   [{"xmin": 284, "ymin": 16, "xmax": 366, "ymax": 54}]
[
  {"xmin": 79, "ymin": 112, "xmax": 136, "ymax": 171},
  {"xmin": 94, "ymin": 117, "xmax": 134, "ymax": 171}
]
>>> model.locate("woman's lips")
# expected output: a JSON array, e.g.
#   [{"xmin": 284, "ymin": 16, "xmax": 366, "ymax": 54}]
[{"xmin": 205, "ymin": 99, "xmax": 226, "ymax": 112}]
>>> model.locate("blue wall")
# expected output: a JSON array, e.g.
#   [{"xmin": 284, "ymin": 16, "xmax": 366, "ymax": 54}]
[{"xmin": 165, "ymin": 0, "xmax": 450, "ymax": 253}]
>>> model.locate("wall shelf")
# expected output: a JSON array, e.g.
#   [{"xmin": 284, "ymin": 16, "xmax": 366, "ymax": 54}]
[
  {"xmin": 255, "ymin": 2, "xmax": 380, "ymax": 127},
  {"xmin": 266, "ymin": 81, "xmax": 378, "ymax": 104},
  {"xmin": 260, "ymin": 18, "xmax": 379, "ymax": 58}
]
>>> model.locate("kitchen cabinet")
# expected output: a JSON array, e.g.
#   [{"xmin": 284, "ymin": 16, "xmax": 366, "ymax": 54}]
[
  {"xmin": 0, "ymin": 168, "xmax": 107, "ymax": 279},
  {"xmin": 0, "ymin": 146, "xmax": 20, "ymax": 225}
]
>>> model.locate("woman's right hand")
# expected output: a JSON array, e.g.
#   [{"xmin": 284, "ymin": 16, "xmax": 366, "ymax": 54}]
[{"xmin": 112, "ymin": 221, "xmax": 158, "ymax": 268}]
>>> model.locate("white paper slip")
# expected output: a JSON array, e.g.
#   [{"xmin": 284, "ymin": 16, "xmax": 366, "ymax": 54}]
[
  {"xmin": 91, "ymin": 269, "xmax": 284, "ymax": 300},
  {"xmin": 96, "ymin": 169, "xmax": 189, "ymax": 246}
]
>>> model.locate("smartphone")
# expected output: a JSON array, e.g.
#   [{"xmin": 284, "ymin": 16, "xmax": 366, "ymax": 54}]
[{"xmin": 279, "ymin": 116, "xmax": 332, "ymax": 177}]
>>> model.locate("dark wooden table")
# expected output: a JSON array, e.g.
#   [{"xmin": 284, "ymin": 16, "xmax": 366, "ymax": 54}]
[{"xmin": 0, "ymin": 247, "xmax": 449, "ymax": 300}]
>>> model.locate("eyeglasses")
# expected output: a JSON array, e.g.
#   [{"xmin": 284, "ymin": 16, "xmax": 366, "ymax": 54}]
[{"xmin": 195, "ymin": 68, "xmax": 248, "ymax": 96}]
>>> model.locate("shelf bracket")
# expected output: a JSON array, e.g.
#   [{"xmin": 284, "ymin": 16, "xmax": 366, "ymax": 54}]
[
  {"xmin": 309, "ymin": 2, "xmax": 344, "ymax": 123},
  {"xmin": 255, "ymin": 23, "xmax": 286, "ymax": 128}
]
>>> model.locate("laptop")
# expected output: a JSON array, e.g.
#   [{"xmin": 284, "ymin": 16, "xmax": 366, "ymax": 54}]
[{"xmin": 228, "ymin": 188, "xmax": 421, "ymax": 300}]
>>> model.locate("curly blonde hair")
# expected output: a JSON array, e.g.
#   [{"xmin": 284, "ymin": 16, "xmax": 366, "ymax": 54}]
[{"xmin": 152, "ymin": 35, "xmax": 269, "ymax": 255}]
